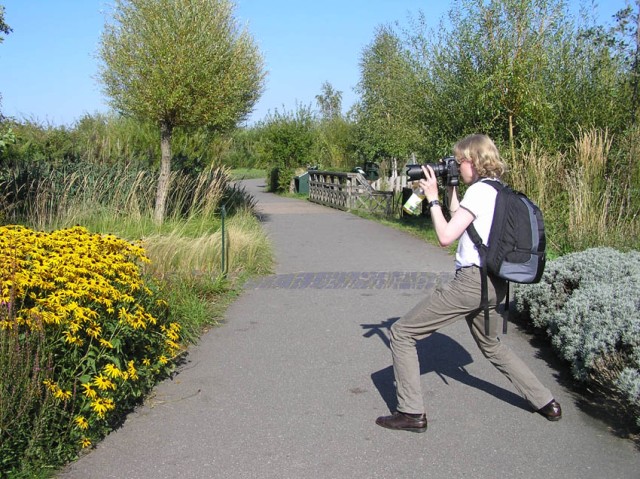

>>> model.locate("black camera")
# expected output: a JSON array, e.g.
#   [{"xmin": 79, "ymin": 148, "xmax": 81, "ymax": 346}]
[{"xmin": 405, "ymin": 156, "xmax": 459, "ymax": 186}]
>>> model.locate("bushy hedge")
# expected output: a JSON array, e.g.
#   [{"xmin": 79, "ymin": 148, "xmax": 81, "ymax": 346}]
[{"xmin": 514, "ymin": 247, "xmax": 640, "ymax": 425}]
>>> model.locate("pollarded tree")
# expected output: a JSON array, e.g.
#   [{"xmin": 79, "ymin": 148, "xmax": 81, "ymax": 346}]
[{"xmin": 99, "ymin": 0, "xmax": 265, "ymax": 223}]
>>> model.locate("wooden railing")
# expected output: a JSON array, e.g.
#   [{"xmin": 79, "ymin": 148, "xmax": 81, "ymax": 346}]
[{"xmin": 308, "ymin": 170, "xmax": 395, "ymax": 216}]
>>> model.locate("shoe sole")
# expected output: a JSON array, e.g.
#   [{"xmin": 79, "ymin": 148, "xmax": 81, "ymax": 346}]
[
  {"xmin": 544, "ymin": 415, "xmax": 562, "ymax": 421},
  {"xmin": 376, "ymin": 421, "xmax": 427, "ymax": 433}
]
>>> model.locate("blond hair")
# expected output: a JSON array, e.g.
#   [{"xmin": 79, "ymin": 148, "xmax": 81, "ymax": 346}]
[{"xmin": 453, "ymin": 134, "xmax": 506, "ymax": 179}]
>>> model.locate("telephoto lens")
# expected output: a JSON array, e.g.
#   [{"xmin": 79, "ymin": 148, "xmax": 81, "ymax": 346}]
[{"xmin": 405, "ymin": 157, "xmax": 459, "ymax": 186}]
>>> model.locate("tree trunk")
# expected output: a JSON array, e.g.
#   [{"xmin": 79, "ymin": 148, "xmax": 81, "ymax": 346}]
[
  {"xmin": 154, "ymin": 122, "xmax": 173, "ymax": 224},
  {"xmin": 632, "ymin": 4, "xmax": 640, "ymax": 124},
  {"xmin": 509, "ymin": 113, "xmax": 515, "ymax": 164}
]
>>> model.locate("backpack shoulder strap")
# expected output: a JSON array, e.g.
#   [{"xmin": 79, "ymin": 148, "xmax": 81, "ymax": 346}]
[
  {"xmin": 464, "ymin": 178, "xmax": 508, "ymax": 335},
  {"xmin": 465, "ymin": 178, "xmax": 505, "ymax": 244}
]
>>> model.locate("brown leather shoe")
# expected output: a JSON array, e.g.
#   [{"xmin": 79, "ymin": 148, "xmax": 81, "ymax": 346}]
[
  {"xmin": 536, "ymin": 399, "xmax": 562, "ymax": 421},
  {"xmin": 376, "ymin": 411, "xmax": 427, "ymax": 433}
]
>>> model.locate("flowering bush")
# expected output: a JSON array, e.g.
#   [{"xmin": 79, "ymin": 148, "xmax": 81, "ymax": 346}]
[
  {"xmin": 513, "ymin": 247, "xmax": 640, "ymax": 426},
  {"xmin": 0, "ymin": 225, "xmax": 183, "ymax": 473}
]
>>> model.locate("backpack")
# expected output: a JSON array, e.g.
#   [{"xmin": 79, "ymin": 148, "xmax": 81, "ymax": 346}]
[{"xmin": 466, "ymin": 179, "xmax": 546, "ymax": 335}]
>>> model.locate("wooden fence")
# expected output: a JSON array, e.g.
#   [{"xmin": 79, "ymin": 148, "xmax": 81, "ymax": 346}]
[
  {"xmin": 308, "ymin": 170, "xmax": 395, "ymax": 217},
  {"xmin": 370, "ymin": 175, "xmax": 410, "ymax": 192}
]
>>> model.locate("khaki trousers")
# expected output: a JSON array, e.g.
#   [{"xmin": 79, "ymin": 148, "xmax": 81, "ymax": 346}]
[{"xmin": 389, "ymin": 266, "xmax": 553, "ymax": 414}]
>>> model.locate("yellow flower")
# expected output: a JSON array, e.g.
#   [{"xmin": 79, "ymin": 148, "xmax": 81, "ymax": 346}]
[
  {"xmin": 86, "ymin": 323, "xmax": 102, "ymax": 339},
  {"xmin": 90, "ymin": 398, "xmax": 109, "ymax": 418},
  {"xmin": 75, "ymin": 415, "xmax": 89, "ymax": 430},
  {"xmin": 55, "ymin": 388, "xmax": 72, "ymax": 401},
  {"xmin": 68, "ymin": 320, "xmax": 81, "ymax": 333},
  {"xmin": 104, "ymin": 363, "xmax": 123, "ymax": 379},
  {"xmin": 80, "ymin": 437, "xmax": 92, "ymax": 449},
  {"xmin": 44, "ymin": 380, "xmax": 72, "ymax": 401},
  {"xmin": 142, "ymin": 358, "xmax": 151, "ymax": 366},
  {"xmin": 81, "ymin": 383, "xmax": 98, "ymax": 399},
  {"xmin": 158, "ymin": 355, "xmax": 168, "ymax": 365},
  {"xmin": 63, "ymin": 330, "xmax": 83, "ymax": 346},
  {"xmin": 127, "ymin": 360, "xmax": 138, "ymax": 380},
  {"xmin": 93, "ymin": 374, "xmax": 116, "ymax": 391},
  {"xmin": 99, "ymin": 338, "xmax": 114, "ymax": 349},
  {"xmin": 165, "ymin": 329, "xmax": 180, "ymax": 341}
]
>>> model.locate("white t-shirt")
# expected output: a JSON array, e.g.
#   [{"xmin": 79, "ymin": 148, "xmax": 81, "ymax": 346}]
[{"xmin": 454, "ymin": 179, "xmax": 500, "ymax": 269}]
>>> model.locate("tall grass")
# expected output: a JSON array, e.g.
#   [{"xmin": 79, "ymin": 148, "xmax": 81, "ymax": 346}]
[
  {"xmin": 566, "ymin": 129, "xmax": 613, "ymax": 249},
  {"xmin": 142, "ymin": 210, "xmax": 271, "ymax": 279},
  {"xmin": 1, "ymin": 163, "xmax": 256, "ymax": 230},
  {"xmin": 507, "ymin": 128, "xmax": 639, "ymax": 254},
  {"xmin": 141, "ymin": 210, "xmax": 272, "ymax": 341},
  {"xmin": 0, "ymin": 316, "xmax": 59, "ymax": 471}
]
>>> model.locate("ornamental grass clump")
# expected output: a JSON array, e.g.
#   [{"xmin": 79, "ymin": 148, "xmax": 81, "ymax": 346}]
[
  {"xmin": 0, "ymin": 225, "xmax": 183, "ymax": 474},
  {"xmin": 514, "ymin": 247, "xmax": 640, "ymax": 426}
]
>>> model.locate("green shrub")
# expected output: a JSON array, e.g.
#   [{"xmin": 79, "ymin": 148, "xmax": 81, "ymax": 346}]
[
  {"xmin": 514, "ymin": 247, "xmax": 640, "ymax": 425},
  {"xmin": 267, "ymin": 166, "xmax": 296, "ymax": 194}
]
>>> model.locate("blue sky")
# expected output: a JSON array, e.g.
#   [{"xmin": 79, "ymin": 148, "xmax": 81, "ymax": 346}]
[{"xmin": 0, "ymin": 0, "xmax": 627, "ymax": 127}]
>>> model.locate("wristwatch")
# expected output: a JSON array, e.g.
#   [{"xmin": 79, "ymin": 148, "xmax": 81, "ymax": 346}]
[{"xmin": 428, "ymin": 199, "xmax": 440, "ymax": 209}]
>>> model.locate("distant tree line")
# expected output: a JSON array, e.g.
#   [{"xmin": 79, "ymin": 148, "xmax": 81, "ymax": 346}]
[{"xmin": 233, "ymin": 0, "xmax": 640, "ymax": 170}]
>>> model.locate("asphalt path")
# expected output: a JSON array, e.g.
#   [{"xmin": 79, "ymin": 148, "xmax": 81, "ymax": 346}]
[{"xmin": 59, "ymin": 179, "xmax": 639, "ymax": 479}]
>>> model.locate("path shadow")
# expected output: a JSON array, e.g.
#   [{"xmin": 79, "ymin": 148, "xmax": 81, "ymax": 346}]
[{"xmin": 362, "ymin": 318, "xmax": 530, "ymax": 413}]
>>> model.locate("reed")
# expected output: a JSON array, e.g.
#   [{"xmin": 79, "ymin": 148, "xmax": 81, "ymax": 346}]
[
  {"xmin": 566, "ymin": 129, "xmax": 637, "ymax": 250},
  {"xmin": 507, "ymin": 128, "xmax": 639, "ymax": 253}
]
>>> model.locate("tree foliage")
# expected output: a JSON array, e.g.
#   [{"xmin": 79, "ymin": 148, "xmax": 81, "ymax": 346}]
[
  {"xmin": 98, "ymin": 0, "xmax": 265, "ymax": 222},
  {"xmin": 0, "ymin": 5, "xmax": 11, "ymax": 43},
  {"xmin": 315, "ymin": 81, "xmax": 343, "ymax": 121},
  {"xmin": 314, "ymin": 82, "xmax": 356, "ymax": 169},
  {"xmin": 346, "ymin": 0, "xmax": 639, "ymax": 163},
  {"xmin": 253, "ymin": 105, "xmax": 316, "ymax": 192},
  {"xmin": 0, "ymin": 4, "xmax": 12, "ymax": 113},
  {"xmin": 354, "ymin": 25, "xmax": 424, "ymax": 162}
]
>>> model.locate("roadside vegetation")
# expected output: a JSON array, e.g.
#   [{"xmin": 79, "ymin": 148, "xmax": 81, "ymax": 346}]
[
  {"xmin": 0, "ymin": 119, "xmax": 273, "ymax": 475},
  {"xmin": 1, "ymin": 0, "xmax": 639, "ymax": 475}
]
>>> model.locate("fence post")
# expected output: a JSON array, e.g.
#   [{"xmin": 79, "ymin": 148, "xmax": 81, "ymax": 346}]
[{"xmin": 220, "ymin": 205, "xmax": 228, "ymax": 278}]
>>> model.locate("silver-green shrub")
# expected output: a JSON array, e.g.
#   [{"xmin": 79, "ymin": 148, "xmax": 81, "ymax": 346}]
[
  {"xmin": 513, "ymin": 247, "xmax": 640, "ymax": 425},
  {"xmin": 514, "ymin": 248, "xmax": 640, "ymax": 329}
]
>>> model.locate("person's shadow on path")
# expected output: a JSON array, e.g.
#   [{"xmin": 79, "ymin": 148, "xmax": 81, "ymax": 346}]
[{"xmin": 362, "ymin": 318, "xmax": 530, "ymax": 413}]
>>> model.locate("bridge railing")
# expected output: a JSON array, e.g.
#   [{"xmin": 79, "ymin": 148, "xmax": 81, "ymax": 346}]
[{"xmin": 308, "ymin": 170, "xmax": 395, "ymax": 217}]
